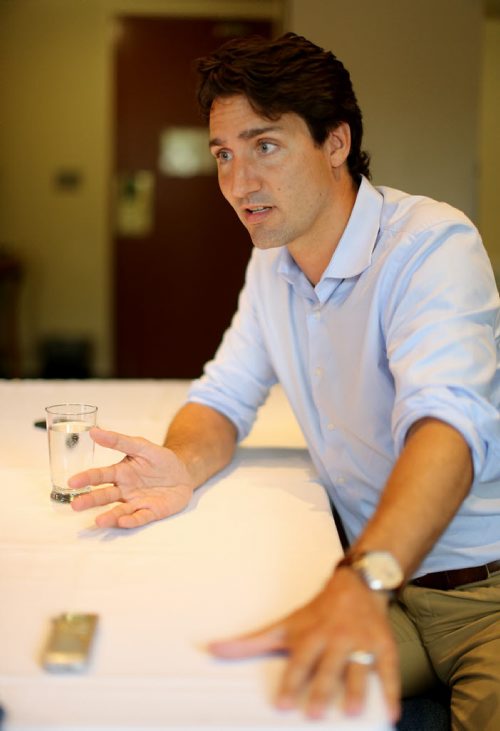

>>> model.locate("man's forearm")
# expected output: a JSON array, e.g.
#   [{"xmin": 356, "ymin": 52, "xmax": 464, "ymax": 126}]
[
  {"xmin": 164, "ymin": 402, "xmax": 238, "ymax": 488},
  {"xmin": 349, "ymin": 417, "xmax": 474, "ymax": 579}
]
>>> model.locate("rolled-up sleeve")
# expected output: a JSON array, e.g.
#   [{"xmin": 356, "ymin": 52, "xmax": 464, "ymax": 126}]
[
  {"xmin": 188, "ymin": 252, "xmax": 277, "ymax": 441},
  {"xmin": 385, "ymin": 221, "xmax": 500, "ymax": 482}
]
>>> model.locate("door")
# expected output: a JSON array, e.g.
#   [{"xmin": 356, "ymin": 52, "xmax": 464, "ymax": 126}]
[{"xmin": 113, "ymin": 16, "xmax": 273, "ymax": 377}]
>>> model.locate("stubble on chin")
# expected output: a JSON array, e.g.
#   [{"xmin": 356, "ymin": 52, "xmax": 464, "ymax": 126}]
[{"xmin": 246, "ymin": 227, "xmax": 288, "ymax": 251}]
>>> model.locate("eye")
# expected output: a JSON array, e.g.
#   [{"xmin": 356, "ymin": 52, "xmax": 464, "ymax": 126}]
[
  {"xmin": 214, "ymin": 149, "xmax": 232, "ymax": 163},
  {"xmin": 258, "ymin": 140, "xmax": 278, "ymax": 155}
]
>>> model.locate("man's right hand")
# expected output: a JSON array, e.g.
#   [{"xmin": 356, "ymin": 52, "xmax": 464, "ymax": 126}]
[{"xmin": 69, "ymin": 427, "xmax": 195, "ymax": 528}]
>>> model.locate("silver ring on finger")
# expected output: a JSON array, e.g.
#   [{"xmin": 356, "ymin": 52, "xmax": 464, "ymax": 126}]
[{"xmin": 347, "ymin": 650, "xmax": 376, "ymax": 666}]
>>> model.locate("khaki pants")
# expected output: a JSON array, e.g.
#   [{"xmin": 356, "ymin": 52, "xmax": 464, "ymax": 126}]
[{"xmin": 390, "ymin": 572, "xmax": 500, "ymax": 731}]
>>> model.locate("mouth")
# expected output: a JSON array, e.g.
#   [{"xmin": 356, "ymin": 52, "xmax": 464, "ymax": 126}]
[{"xmin": 242, "ymin": 205, "xmax": 274, "ymax": 223}]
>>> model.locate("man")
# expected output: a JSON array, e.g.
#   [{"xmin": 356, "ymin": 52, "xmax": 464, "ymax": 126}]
[{"xmin": 70, "ymin": 33, "xmax": 500, "ymax": 729}]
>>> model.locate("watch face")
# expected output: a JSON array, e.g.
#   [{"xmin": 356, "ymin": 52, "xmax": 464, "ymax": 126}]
[{"xmin": 356, "ymin": 551, "xmax": 404, "ymax": 590}]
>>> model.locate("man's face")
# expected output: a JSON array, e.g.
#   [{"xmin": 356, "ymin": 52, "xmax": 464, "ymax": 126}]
[{"xmin": 209, "ymin": 94, "xmax": 339, "ymax": 252}]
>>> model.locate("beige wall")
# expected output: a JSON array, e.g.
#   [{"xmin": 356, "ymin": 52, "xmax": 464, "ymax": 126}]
[
  {"xmin": 0, "ymin": 0, "xmax": 495, "ymax": 377},
  {"xmin": 479, "ymin": 16, "xmax": 500, "ymax": 276},
  {"xmin": 288, "ymin": 0, "xmax": 482, "ymax": 218},
  {"xmin": 0, "ymin": 1, "xmax": 111, "ymax": 376}
]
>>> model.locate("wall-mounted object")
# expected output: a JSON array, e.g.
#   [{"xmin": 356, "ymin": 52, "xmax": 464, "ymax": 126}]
[
  {"xmin": 115, "ymin": 170, "xmax": 154, "ymax": 237},
  {"xmin": 158, "ymin": 126, "xmax": 215, "ymax": 178}
]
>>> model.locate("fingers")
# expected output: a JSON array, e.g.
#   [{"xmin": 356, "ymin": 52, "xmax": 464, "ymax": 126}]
[
  {"xmin": 304, "ymin": 649, "xmax": 345, "ymax": 718},
  {"xmin": 116, "ymin": 507, "xmax": 157, "ymax": 529},
  {"xmin": 375, "ymin": 648, "xmax": 401, "ymax": 723},
  {"xmin": 280, "ymin": 647, "xmax": 394, "ymax": 721},
  {"xmin": 89, "ymin": 427, "xmax": 150, "ymax": 457},
  {"xmin": 276, "ymin": 635, "xmax": 327, "ymax": 712},
  {"xmin": 73, "ymin": 500, "xmax": 148, "ymax": 529},
  {"xmin": 71, "ymin": 490, "xmax": 159, "ymax": 528},
  {"xmin": 71, "ymin": 495, "xmax": 156, "ymax": 529},
  {"xmin": 209, "ymin": 611, "xmax": 399, "ymax": 723},
  {"xmin": 208, "ymin": 624, "xmax": 286, "ymax": 659},
  {"xmin": 68, "ymin": 462, "xmax": 123, "ymax": 490},
  {"xmin": 71, "ymin": 484, "xmax": 122, "ymax": 512},
  {"xmin": 72, "ymin": 487, "xmax": 189, "ymax": 528},
  {"xmin": 68, "ymin": 428, "xmax": 154, "ymax": 490},
  {"xmin": 94, "ymin": 502, "xmax": 142, "ymax": 529},
  {"xmin": 342, "ymin": 660, "xmax": 371, "ymax": 716},
  {"xmin": 305, "ymin": 647, "xmax": 400, "ymax": 721}
]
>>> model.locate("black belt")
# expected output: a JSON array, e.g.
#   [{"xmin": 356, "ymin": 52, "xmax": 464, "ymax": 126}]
[{"xmin": 411, "ymin": 559, "xmax": 500, "ymax": 591}]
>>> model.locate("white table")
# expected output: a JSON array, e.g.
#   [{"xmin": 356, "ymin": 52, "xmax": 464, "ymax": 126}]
[{"xmin": 0, "ymin": 380, "xmax": 392, "ymax": 730}]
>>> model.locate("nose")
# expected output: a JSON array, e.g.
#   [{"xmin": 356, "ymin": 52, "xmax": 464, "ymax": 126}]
[{"xmin": 224, "ymin": 158, "xmax": 261, "ymax": 200}]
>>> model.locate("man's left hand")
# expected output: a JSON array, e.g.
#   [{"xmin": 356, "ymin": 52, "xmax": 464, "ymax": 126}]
[{"xmin": 208, "ymin": 567, "xmax": 400, "ymax": 722}]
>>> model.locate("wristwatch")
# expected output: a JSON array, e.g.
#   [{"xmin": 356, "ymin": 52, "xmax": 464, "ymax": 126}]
[{"xmin": 336, "ymin": 550, "xmax": 404, "ymax": 593}]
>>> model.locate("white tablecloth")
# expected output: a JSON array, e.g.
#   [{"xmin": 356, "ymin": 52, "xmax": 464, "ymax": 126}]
[{"xmin": 0, "ymin": 380, "xmax": 392, "ymax": 730}]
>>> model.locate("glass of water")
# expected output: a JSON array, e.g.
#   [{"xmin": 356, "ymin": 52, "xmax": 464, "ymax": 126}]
[{"xmin": 45, "ymin": 404, "xmax": 98, "ymax": 503}]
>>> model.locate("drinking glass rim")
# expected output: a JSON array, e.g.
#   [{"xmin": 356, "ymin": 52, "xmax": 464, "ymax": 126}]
[{"xmin": 45, "ymin": 403, "xmax": 98, "ymax": 416}]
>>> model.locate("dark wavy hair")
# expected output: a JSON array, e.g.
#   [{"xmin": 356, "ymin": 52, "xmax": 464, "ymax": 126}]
[{"xmin": 196, "ymin": 32, "xmax": 371, "ymax": 181}]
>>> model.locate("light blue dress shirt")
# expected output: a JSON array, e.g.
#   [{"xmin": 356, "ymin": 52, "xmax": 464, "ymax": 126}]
[{"xmin": 188, "ymin": 177, "xmax": 500, "ymax": 576}]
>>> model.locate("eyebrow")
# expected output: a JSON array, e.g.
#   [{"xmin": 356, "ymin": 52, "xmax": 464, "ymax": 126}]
[{"xmin": 209, "ymin": 125, "xmax": 283, "ymax": 148}]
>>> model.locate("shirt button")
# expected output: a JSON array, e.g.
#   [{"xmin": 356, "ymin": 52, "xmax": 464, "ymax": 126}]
[
  {"xmin": 315, "ymin": 367, "xmax": 323, "ymax": 377},
  {"xmin": 327, "ymin": 422, "xmax": 335, "ymax": 431},
  {"xmin": 312, "ymin": 309, "xmax": 321, "ymax": 320},
  {"xmin": 337, "ymin": 476, "xmax": 345, "ymax": 484}
]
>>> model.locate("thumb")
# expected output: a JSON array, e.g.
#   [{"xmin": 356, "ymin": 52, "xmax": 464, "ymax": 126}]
[{"xmin": 208, "ymin": 623, "xmax": 287, "ymax": 659}]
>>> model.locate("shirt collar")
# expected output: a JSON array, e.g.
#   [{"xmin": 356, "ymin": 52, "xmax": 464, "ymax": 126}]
[
  {"xmin": 277, "ymin": 176, "xmax": 383, "ymax": 288},
  {"xmin": 277, "ymin": 247, "xmax": 314, "ymax": 300},
  {"xmin": 321, "ymin": 175, "xmax": 383, "ymax": 280},
  {"xmin": 276, "ymin": 176, "xmax": 383, "ymax": 302}
]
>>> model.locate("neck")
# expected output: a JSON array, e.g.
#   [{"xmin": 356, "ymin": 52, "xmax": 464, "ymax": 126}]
[{"xmin": 288, "ymin": 173, "xmax": 358, "ymax": 286}]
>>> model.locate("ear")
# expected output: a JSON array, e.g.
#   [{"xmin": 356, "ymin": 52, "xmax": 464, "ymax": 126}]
[{"xmin": 325, "ymin": 122, "xmax": 351, "ymax": 169}]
